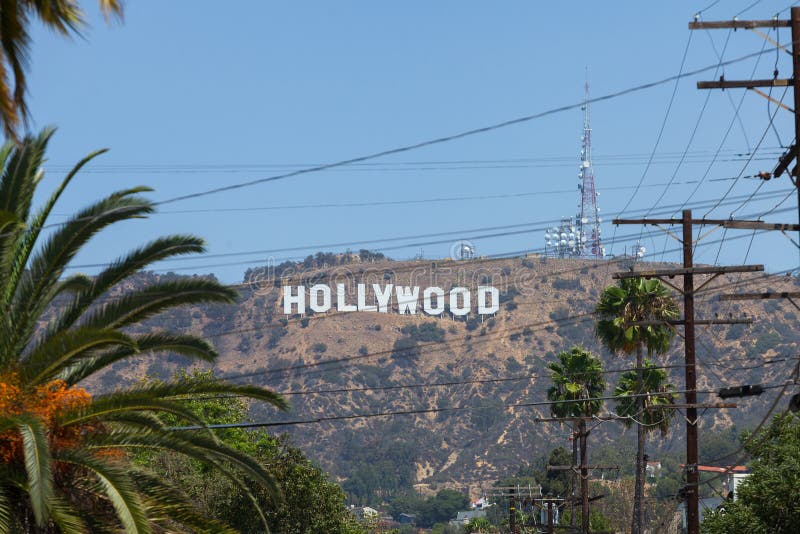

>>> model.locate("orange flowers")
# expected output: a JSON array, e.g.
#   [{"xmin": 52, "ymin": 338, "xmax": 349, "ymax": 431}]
[{"xmin": 0, "ymin": 375, "xmax": 93, "ymax": 463}]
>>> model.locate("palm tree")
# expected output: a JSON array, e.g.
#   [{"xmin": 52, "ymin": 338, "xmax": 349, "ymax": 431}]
[
  {"xmin": 0, "ymin": 129, "xmax": 287, "ymax": 532},
  {"xmin": 546, "ymin": 346, "xmax": 605, "ymax": 534},
  {"xmin": 0, "ymin": 1, "xmax": 123, "ymax": 140},
  {"xmin": 595, "ymin": 277, "xmax": 679, "ymax": 534},
  {"xmin": 614, "ymin": 360, "xmax": 677, "ymax": 437}
]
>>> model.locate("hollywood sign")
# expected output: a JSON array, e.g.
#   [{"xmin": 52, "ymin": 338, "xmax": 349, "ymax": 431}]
[{"xmin": 283, "ymin": 284, "xmax": 500, "ymax": 316}]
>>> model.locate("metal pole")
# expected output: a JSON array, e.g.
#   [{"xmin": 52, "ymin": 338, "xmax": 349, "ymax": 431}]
[
  {"xmin": 547, "ymin": 501, "xmax": 554, "ymax": 534},
  {"xmin": 683, "ymin": 209, "xmax": 699, "ymax": 534}
]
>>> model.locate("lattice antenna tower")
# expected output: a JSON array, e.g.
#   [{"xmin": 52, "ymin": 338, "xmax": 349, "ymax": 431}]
[{"xmin": 577, "ymin": 69, "xmax": 604, "ymax": 258}]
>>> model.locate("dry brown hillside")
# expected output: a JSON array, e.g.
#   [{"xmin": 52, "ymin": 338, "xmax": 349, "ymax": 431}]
[{"xmin": 86, "ymin": 253, "xmax": 800, "ymax": 499}]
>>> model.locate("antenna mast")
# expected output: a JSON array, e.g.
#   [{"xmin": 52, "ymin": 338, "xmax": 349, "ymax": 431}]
[{"xmin": 577, "ymin": 69, "xmax": 604, "ymax": 258}]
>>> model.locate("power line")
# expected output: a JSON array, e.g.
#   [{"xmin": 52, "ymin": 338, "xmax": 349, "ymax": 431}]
[
  {"xmin": 154, "ymin": 46, "xmax": 787, "ymax": 207},
  {"xmin": 46, "ymin": 176, "xmax": 770, "ymax": 218},
  {"xmin": 616, "ymin": 30, "xmax": 695, "ymax": 218},
  {"xmin": 61, "ymin": 187, "xmax": 794, "ymax": 274},
  {"xmin": 168, "ymin": 386, "xmax": 734, "ymax": 431}
]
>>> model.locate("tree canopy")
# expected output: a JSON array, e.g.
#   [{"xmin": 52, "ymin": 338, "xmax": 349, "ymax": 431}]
[{"xmin": 701, "ymin": 413, "xmax": 800, "ymax": 534}]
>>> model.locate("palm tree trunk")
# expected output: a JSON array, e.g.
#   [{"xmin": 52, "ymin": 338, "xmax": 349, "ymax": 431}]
[
  {"xmin": 580, "ymin": 418, "xmax": 589, "ymax": 534},
  {"xmin": 632, "ymin": 344, "xmax": 645, "ymax": 534}
]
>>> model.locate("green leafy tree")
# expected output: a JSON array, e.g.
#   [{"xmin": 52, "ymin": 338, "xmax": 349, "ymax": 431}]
[
  {"xmin": 702, "ymin": 413, "xmax": 800, "ymax": 534},
  {"xmin": 596, "ymin": 277, "xmax": 678, "ymax": 534},
  {"xmin": 416, "ymin": 489, "xmax": 469, "ymax": 528},
  {"xmin": 0, "ymin": 1, "xmax": 123, "ymax": 140},
  {"xmin": 546, "ymin": 346, "xmax": 606, "ymax": 534},
  {"xmin": 464, "ymin": 516, "xmax": 495, "ymax": 533},
  {"xmin": 0, "ymin": 131, "xmax": 286, "ymax": 532}
]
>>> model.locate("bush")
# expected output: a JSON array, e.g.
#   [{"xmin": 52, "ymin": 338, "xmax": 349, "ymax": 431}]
[
  {"xmin": 312, "ymin": 342, "xmax": 328, "ymax": 353},
  {"xmin": 552, "ymin": 278, "xmax": 582, "ymax": 291},
  {"xmin": 400, "ymin": 322, "xmax": 445, "ymax": 342}
]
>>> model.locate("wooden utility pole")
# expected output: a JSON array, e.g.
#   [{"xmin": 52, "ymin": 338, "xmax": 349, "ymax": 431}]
[{"xmin": 612, "ymin": 211, "xmax": 781, "ymax": 534}]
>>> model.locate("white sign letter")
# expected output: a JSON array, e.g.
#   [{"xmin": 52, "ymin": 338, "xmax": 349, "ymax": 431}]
[
  {"xmin": 449, "ymin": 287, "xmax": 471, "ymax": 316},
  {"xmin": 374, "ymin": 284, "xmax": 393, "ymax": 313},
  {"xmin": 396, "ymin": 286, "xmax": 420, "ymax": 315},
  {"xmin": 283, "ymin": 286, "xmax": 305, "ymax": 314},
  {"xmin": 336, "ymin": 283, "xmax": 357, "ymax": 312},
  {"xmin": 478, "ymin": 286, "xmax": 499, "ymax": 315},
  {"xmin": 357, "ymin": 283, "xmax": 378, "ymax": 312},
  {"xmin": 423, "ymin": 286, "xmax": 445, "ymax": 315},
  {"xmin": 309, "ymin": 284, "xmax": 332, "ymax": 313}
]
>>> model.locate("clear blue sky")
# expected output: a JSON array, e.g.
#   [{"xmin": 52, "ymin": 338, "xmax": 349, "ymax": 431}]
[{"xmin": 23, "ymin": 0, "xmax": 800, "ymax": 282}]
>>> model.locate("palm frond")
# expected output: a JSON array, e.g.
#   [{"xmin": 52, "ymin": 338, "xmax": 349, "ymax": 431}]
[
  {"xmin": 7, "ymin": 187, "xmax": 153, "ymax": 358},
  {"xmin": 4, "ymin": 145, "xmax": 108, "ymax": 310},
  {"xmin": 0, "ymin": 209, "xmax": 21, "ymax": 235},
  {"xmin": 58, "ymin": 394, "xmax": 208, "ymax": 429},
  {"xmin": 79, "ymin": 278, "xmax": 238, "ymax": 331},
  {"xmin": 0, "ymin": 0, "xmax": 32, "ymax": 137},
  {"xmin": 53, "ymin": 273, "xmax": 94, "ymax": 295},
  {"xmin": 15, "ymin": 414, "xmax": 53, "ymax": 527},
  {"xmin": 55, "ymin": 448, "xmax": 150, "ymax": 534},
  {"xmin": 54, "ymin": 235, "xmax": 207, "ymax": 333},
  {"xmin": 130, "ymin": 469, "xmax": 239, "ymax": 534},
  {"xmin": 48, "ymin": 494, "xmax": 87, "ymax": 534},
  {"xmin": 85, "ymin": 428, "xmax": 279, "ymax": 530},
  {"xmin": 20, "ymin": 327, "xmax": 136, "ymax": 386},
  {"xmin": 0, "ymin": 483, "xmax": 11, "ymax": 533},
  {"xmin": 91, "ymin": 380, "xmax": 288, "ymax": 411},
  {"xmin": 60, "ymin": 332, "xmax": 219, "ymax": 385}
]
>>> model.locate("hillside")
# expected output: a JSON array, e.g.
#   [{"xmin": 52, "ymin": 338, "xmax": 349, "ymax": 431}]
[{"xmin": 86, "ymin": 253, "xmax": 800, "ymax": 501}]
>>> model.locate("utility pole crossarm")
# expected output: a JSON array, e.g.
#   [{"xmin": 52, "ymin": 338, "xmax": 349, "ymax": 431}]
[
  {"xmin": 612, "ymin": 265, "xmax": 764, "ymax": 278},
  {"xmin": 546, "ymin": 465, "xmax": 620, "ymax": 471},
  {"xmin": 697, "ymin": 78, "xmax": 792, "ymax": 89},
  {"xmin": 773, "ymin": 144, "xmax": 797, "ymax": 177},
  {"xmin": 720, "ymin": 291, "xmax": 800, "ymax": 300},
  {"xmin": 613, "ymin": 218, "xmax": 799, "ymax": 231},
  {"xmin": 628, "ymin": 318, "xmax": 753, "ymax": 326},
  {"xmin": 689, "ymin": 19, "xmax": 790, "ymax": 30}
]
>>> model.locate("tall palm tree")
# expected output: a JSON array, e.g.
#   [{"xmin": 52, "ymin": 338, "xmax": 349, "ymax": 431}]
[
  {"xmin": 595, "ymin": 277, "xmax": 679, "ymax": 534},
  {"xmin": 546, "ymin": 346, "xmax": 605, "ymax": 534},
  {"xmin": 0, "ymin": 129, "xmax": 287, "ymax": 532},
  {"xmin": 0, "ymin": 1, "xmax": 123, "ymax": 140}
]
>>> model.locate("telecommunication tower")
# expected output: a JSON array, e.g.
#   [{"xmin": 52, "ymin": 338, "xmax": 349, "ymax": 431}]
[
  {"xmin": 576, "ymin": 70, "xmax": 604, "ymax": 258},
  {"xmin": 543, "ymin": 72, "xmax": 605, "ymax": 259}
]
